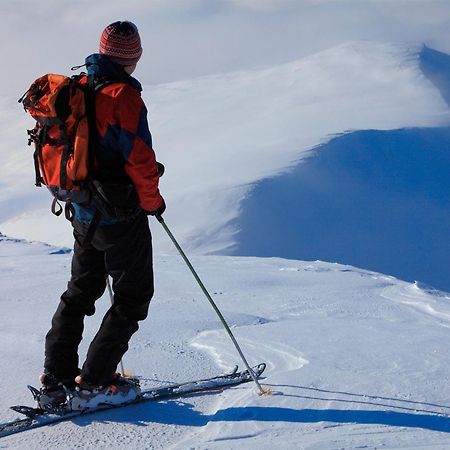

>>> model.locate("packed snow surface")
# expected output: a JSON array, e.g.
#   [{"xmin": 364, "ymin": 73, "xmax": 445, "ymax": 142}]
[{"xmin": 2, "ymin": 234, "xmax": 450, "ymax": 449}]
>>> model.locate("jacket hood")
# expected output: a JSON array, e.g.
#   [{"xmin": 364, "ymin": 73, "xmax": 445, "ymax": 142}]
[{"xmin": 85, "ymin": 53, "xmax": 142, "ymax": 92}]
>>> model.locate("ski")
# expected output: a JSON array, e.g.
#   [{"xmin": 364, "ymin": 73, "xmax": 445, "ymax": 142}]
[{"xmin": 0, "ymin": 363, "xmax": 265, "ymax": 439}]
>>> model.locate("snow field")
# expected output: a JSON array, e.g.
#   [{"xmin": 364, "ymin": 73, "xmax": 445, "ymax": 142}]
[{"xmin": 2, "ymin": 236, "xmax": 450, "ymax": 448}]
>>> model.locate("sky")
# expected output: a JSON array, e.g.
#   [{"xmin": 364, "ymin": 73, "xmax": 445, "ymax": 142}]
[{"xmin": 2, "ymin": 0, "xmax": 450, "ymax": 97}]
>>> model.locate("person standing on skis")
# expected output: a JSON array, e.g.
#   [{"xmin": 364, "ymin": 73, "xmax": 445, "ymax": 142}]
[{"xmin": 39, "ymin": 21, "xmax": 165, "ymax": 410}]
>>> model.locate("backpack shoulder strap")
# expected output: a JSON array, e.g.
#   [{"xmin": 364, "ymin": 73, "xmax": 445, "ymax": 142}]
[{"xmin": 83, "ymin": 75, "xmax": 120, "ymax": 176}]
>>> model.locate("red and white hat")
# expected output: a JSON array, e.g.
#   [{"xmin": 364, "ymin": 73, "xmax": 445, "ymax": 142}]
[{"xmin": 99, "ymin": 21, "xmax": 143, "ymax": 66}]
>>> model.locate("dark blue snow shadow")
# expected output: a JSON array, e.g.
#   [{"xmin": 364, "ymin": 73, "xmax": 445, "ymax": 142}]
[
  {"xmin": 421, "ymin": 45, "xmax": 450, "ymax": 106},
  {"xmin": 213, "ymin": 406, "xmax": 450, "ymax": 433},
  {"xmin": 68, "ymin": 397, "xmax": 208, "ymax": 428},
  {"xmin": 66, "ymin": 394, "xmax": 450, "ymax": 434},
  {"xmin": 292, "ymin": 385, "xmax": 450, "ymax": 414},
  {"xmin": 49, "ymin": 248, "xmax": 72, "ymax": 255},
  {"xmin": 232, "ymin": 127, "xmax": 450, "ymax": 291},
  {"xmin": 231, "ymin": 46, "xmax": 450, "ymax": 292}
]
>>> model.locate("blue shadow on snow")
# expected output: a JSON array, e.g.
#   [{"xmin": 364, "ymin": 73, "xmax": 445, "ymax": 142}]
[
  {"xmin": 213, "ymin": 406, "xmax": 450, "ymax": 433},
  {"xmin": 67, "ymin": 394, "xmax": 450, "ymax": 434},
  {"xmin": 231, "ymin": 46, "xmax": 450, "ymax": 292}
]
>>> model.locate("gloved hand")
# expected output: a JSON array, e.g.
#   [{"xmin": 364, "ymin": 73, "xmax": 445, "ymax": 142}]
[
  {"xmin": 145, "ymin": 199, "xmax": 166, "ymax": 217},
  {"xmin": 157, "ymin": 162, "xmax": 165, "ymax": 177}
]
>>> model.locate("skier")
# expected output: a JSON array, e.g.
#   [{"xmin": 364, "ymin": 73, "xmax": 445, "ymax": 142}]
[{"xmin": 38, "ymin": 21, "xmax": 165, "ymax": 410}]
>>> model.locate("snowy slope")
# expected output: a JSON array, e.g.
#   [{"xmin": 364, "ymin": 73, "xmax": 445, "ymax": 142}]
[
  {"xmin": 1, "ymin": 42, "xmax": 448, "ymax": 254},
  {"xmin": 235, "ymin": 127, "xmax": 450, "ymax": 291},
  {"xmin": 2, "ymin": 235, "xmax": 450, "ymax": 449},
  {"xmin": 233, "ymin": 45, "xmax": 450, "ymax": 293}
]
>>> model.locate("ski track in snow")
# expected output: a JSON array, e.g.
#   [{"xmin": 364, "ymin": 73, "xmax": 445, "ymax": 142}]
[
  {"xmin": 381, "ymin": 282, "xmax": 450, "ymax": 327},
  {"xmin": 191, "ymin": 330, "xmax": 309, "ymax": 374}
]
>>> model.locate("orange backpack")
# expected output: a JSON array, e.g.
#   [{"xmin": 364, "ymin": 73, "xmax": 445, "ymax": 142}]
[
  {"xmin": 19, "ymin": 73, "xmax": 140, "ymax": 239},
  {"xmin": 19, "ymin": 73, "xmax": 95, "ymax": 217}
]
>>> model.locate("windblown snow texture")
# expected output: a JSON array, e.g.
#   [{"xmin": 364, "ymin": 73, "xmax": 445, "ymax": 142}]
[{"xmin": 233, "ymin": 46, "xmax": 450, "ymax": 292}]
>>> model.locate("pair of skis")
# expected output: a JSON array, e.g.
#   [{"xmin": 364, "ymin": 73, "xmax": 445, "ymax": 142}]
[{"xmin": 0, "ymin": 363, "xmax": 266, "ymax": 439}]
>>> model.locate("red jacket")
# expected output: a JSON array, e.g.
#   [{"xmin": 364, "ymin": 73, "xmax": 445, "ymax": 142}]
[{"xmin": 95, "ymin": 81, "xmax": 164, "ymax": 212}]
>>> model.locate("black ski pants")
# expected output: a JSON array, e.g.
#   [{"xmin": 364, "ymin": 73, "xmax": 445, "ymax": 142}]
[{"xmin": 44, "ymin": 211, "xmax": 154, "ymax": 386}]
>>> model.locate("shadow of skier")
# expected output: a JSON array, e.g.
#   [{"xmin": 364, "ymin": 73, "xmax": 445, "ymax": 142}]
[
  {"xmin": 211, "ymin": 405, "xmax": 450, "ymax": 433},
  {"xmin": 65, "ymin": 387, "xmax": 450, "ymax": 434}
]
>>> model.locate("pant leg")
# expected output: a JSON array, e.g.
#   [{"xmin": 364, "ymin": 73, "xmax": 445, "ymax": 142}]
[
  {"xmin": 44, "ymin": 225, "xmax": 107, "ymax": 381},
  {"xmin": 81, "ymin": 212, "xmax": 154, "ymax": 385}
]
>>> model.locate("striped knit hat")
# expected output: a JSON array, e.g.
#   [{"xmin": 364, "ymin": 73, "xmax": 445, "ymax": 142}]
[{"xmin": 99, "ymin": 21, "xmax": 143, "ymax": 66}]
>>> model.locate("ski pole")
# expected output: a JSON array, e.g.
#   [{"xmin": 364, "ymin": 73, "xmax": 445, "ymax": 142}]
[
  {"xmin": 106, "ymin": 276, "xmax": 126, "ymax": 376},
  {"xmin": 156, "ymin": 214, "xmax": 267, "ymax": 395}
]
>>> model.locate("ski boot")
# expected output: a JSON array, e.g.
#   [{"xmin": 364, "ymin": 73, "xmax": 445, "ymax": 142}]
[
  {"xmin": 68, "ymin": 374, "xmax": 141, "ymax": 411},
  {"xmin": 37, "ymin": 373, "xmax": 74, "ymax": 411}
]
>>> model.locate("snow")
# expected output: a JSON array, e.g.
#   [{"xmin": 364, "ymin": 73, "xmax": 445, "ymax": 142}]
[
  {"xmin": 231, "ymin": 45, "xmax": 450, "ymax": 293},
  {"xmin": 2, "ymin": 236, "xmax": 450, "ymax": 448},
  {"xmin": 235, "ymin": 126, "xmax": 450, "ymax": 292}
]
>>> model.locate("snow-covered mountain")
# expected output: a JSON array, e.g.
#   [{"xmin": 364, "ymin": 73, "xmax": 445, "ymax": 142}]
[
  {"xmin": 1, "ymin": 42, "xmax": 448, "ymax": 256},
  {"xmin": 2, "ymin": 41, "xmax": 448, "ymax": 290},
  {"xmin": 232, "ymin": 46, "xmax": 450, "ymax": 293}
]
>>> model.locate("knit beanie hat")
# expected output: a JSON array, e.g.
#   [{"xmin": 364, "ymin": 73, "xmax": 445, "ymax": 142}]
[{"xmin": 99, "ymin": 21, "xmax": 143, "ymax": 66}]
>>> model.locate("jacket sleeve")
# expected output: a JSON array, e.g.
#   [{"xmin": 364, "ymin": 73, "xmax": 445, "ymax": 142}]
[{"xmin": 114, "ymin": 85, "xmax": 164, "ymax": 212}]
